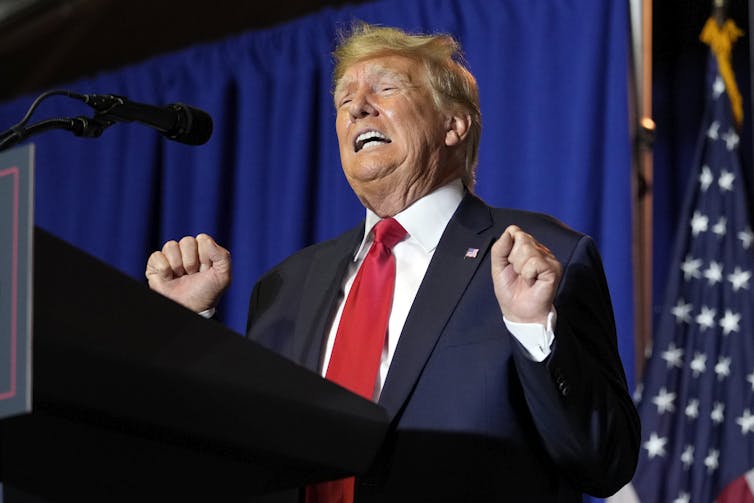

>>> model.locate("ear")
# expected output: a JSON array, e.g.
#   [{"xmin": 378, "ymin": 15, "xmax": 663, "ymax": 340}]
[{"xmin": 444, "ymin": 113, "xmax": 471, "ymax": 147}]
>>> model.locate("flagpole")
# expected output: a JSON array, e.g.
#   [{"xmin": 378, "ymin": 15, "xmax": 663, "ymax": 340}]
[
  {"xmin": 713, "ymin": 0, "xmax": 727, "ymax": 26},
  {"xmin": 633, "ymin": 0, "xmax": 654, "ymax": 380},
  {"xmin": 749, "ymin": 0, "xmax": 754, "ymax": 196}
]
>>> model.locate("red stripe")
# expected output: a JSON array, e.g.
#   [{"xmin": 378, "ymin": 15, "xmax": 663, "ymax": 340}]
[{"xmin": 716, "ymin": 472, "xmax": 754, "ymax": 503}]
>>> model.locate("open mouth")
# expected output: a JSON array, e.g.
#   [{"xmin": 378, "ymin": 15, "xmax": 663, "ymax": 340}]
[{"xmin": 354, "ymin": 130, "xmax": 391, "ymax": 152}]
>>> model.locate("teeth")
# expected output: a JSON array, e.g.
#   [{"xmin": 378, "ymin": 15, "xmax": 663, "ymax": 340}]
[
  {"xmin": 355, "ymin": 131, "xmax": 390, "ymax": 151},
  {"xmin": 357, "ymin": 131, "xmax": 387, "ymax": 143}
]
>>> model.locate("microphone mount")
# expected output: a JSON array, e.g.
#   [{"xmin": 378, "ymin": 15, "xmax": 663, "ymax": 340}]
[{"xmin": 0, "ymin": 89, "xmax": 212, "ymax": 152}]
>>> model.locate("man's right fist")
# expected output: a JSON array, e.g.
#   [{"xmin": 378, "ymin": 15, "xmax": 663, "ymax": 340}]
[{"xmin": 145, "ymin": 234, "xmax": 231, "ymax": 313}]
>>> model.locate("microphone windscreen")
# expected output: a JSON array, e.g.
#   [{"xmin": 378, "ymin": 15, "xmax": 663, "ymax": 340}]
[{"xmin": 171, "ymin": 104, "xmax": 213, "ymax": 145}]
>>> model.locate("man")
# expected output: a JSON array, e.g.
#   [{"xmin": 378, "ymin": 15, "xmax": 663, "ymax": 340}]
[{"xmin": 146, "ymin": 23, "xmax": 639, "ymax": 502}]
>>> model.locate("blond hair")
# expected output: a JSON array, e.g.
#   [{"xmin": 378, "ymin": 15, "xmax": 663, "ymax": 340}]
[{"xmin": 333, "ymin": 23, "xmax": 481, "ymax": 189}]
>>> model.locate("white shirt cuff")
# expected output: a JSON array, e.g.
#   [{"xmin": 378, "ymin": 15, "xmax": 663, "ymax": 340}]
[
  {"xmin": 198, "ymin": 307, "xmax": 216, "ymax": 319},
  {"xmin": 503, "ymin": 309, "xmax": 557, "ymax": 362}
]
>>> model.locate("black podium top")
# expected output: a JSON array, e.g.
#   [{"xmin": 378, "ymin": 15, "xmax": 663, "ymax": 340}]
[{"xmin": 0, "ymin": 228, "xmax": 389, "ymax": 502}]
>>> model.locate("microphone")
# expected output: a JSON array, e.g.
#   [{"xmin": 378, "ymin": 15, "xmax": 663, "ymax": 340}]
[{"xmin": 79, "ymin": 94, "xmax": 213, "ymax": 145}]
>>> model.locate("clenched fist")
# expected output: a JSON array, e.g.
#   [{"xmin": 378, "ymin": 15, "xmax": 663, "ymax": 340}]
[
  {"xmin": 491, "ymin": 225, "xmax": 562, "ymax": 325},
  {"xmin": 145, "ymin": 234, "xmax": 232, "ymax": 313}
]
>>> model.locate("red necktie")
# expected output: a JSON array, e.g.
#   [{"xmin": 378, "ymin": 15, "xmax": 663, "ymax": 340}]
[{"xmin": 306, "ymin": 217, "xmax": 406, "ymax": 503}]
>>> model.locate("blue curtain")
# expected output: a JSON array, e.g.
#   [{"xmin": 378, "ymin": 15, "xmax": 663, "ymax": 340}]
[{"xmin": 0, "ymin": 1, "xmax": 634, "ymax": 498}]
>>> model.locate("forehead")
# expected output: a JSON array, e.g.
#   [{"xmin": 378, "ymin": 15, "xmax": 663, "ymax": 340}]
[{"xmin": 336, "ymin": 54, "xmax": 425, "ymax": 91}]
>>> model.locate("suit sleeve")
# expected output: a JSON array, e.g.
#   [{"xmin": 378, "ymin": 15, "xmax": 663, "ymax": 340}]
[{"xmin": 510, "ymin": 234, "xmax": 640, "ymax": 497}]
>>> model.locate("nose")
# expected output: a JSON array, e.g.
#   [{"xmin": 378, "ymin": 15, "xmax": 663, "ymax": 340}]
[{"xmin": 348, "ymin": 91, "xmax": 377, "ymax": 120}]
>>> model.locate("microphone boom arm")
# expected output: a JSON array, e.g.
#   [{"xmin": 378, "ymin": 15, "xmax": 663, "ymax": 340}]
[{"xmin": 0, "ymin": 116, "xmax": 113, "ymax": 152}]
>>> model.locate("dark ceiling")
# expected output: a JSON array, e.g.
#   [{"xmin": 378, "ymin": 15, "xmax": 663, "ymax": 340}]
[
  {"xmin": 0, "ymin": 0, "xmax": 369, "ymax": 102},
  {"xmin": 654, "ymin": 0, "xmax": 749, "ymax": 61},
  {"xmin": 0, "ymin": 0, "xmax": 749, "ymax": 104}
]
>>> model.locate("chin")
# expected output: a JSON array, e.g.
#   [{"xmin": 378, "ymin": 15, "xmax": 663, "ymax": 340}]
[{"xmin": 345, "ymin": 162, "xmax": 393, "ymax": 183}]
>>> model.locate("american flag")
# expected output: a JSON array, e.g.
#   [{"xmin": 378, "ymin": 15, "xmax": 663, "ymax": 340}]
[{"xmin": 612, "ymin": 40, "xmax": 754, "ymax": 503}]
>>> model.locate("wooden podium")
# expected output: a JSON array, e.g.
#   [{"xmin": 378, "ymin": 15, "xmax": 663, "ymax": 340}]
[{"xmin": 0, "ymin": 228, "xmax": 389, "ymax": 502}]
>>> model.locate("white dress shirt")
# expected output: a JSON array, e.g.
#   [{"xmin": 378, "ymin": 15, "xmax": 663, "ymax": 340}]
[{"xmin": 320, "ymin": 179, "xmax": 555, "ymax": 400}]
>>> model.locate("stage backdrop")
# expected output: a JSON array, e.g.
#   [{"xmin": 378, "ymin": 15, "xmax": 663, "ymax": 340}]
[{"xmin": 0, "ymin": 0, "xmax": 635, "ymax": 495}]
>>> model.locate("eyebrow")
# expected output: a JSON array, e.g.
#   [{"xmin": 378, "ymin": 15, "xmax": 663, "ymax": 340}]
[
  {"xmin": 369, "ymin": 65, "xmax": 412, "ymax": 84},
  {"xmin": 335, "ymin": 64, "xmax": 413, "ymax": 97}
]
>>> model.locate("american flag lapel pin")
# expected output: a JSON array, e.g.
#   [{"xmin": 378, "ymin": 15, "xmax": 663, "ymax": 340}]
[{"xmin": 464, "ymin": 247, "xmax": 479, "ymax": 259}]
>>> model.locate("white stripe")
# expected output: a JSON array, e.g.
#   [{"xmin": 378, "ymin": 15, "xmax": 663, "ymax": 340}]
[
  {"xmin": 607, "ymin": 482, "xmax": 641, "ymax": 503},
  {"xmin": 745, "ymin": 468, "xmax": 754, "ymax": 496}
]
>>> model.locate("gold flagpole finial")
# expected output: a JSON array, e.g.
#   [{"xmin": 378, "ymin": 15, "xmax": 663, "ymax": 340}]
[{"xmin": 700, "ymin": 13, "xmax": 744, "ymax": 127}]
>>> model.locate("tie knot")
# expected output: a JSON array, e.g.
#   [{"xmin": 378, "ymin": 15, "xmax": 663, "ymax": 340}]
[{"xmin": 373, "ymin": 218, "xmax": 406, "ymax": 250}]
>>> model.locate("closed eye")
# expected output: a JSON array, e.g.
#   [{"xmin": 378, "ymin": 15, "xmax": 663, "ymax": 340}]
[{"xmin": 378, "ymin": 86, "xmax": 400, "ymax": 95}]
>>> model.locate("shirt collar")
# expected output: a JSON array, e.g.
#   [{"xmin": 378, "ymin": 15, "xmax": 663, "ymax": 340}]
[{"xmin": 355, "ymin": 178, "xmax": 465, "ymax": 260}]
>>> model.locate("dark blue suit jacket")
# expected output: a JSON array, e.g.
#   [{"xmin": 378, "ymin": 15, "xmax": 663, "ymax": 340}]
[{"xmin": 246, "ymin": 193, "xmax": 640, "ymax": 502}]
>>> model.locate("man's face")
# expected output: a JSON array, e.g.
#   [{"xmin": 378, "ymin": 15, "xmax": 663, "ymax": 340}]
[{"xmin": 334, "ymin": 54, "xmax": 461, "ymax": 213}]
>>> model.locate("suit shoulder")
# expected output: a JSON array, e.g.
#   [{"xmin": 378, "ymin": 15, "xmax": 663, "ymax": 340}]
[
  {"xmin": 485, "ymin": 205, "xmax": 600, "ymax": 268},
  {"xmin": 489, "ymin": 206, "xmax": 583, "ymax": 241},
  {"xmin": 258, "ymin": 222, "xmax": 363, "ymax": 279}
]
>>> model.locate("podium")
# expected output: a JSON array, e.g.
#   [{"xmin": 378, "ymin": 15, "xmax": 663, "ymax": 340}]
[{"xmin": 0, "ymin": 229, "xmax": 389, "ymax": 502}]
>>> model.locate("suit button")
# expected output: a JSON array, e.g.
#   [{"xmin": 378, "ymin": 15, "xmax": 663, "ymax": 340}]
[{"xmin": 557, "ymin": 379, "xmax": 569, "ymax": 396}]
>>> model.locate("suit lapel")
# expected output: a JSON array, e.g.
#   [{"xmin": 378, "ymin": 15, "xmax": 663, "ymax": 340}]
[
  {"xmin": 378, "ymin": 194, "xmax": 496, "ymax": 421},
  {"xmin": 291, "ymin": 224, "xmax": 364, "ymax": 372}
]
